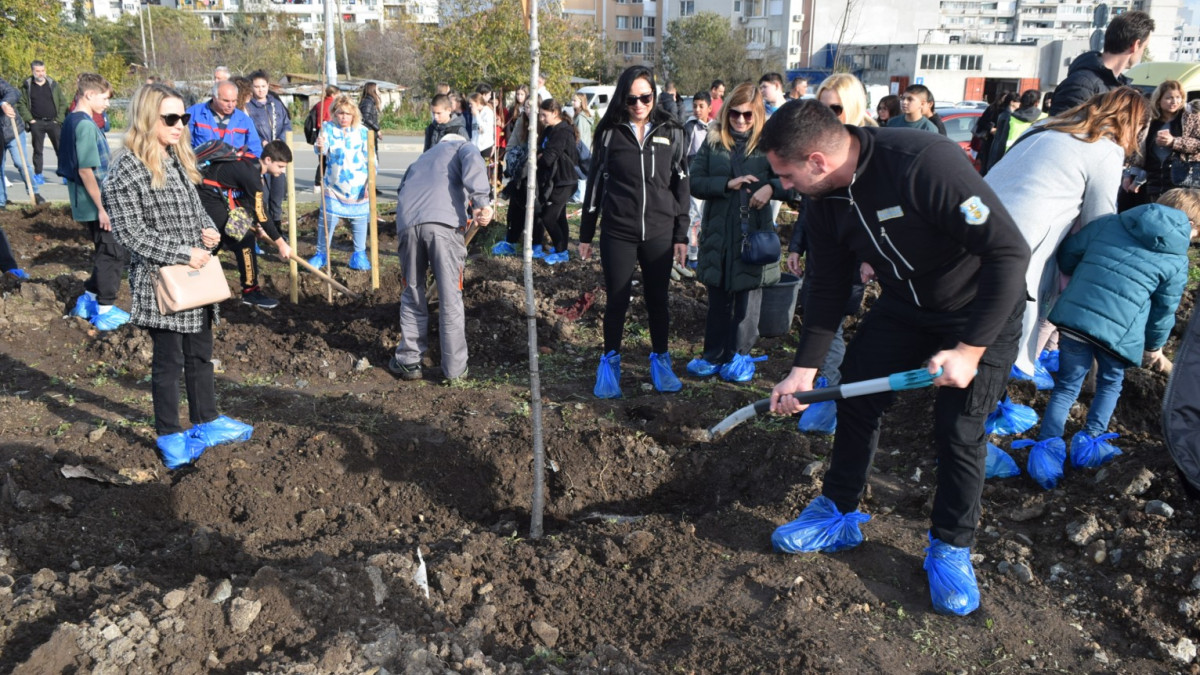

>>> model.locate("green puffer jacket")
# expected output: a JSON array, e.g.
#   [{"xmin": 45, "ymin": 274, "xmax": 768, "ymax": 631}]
[{"xmin": 689, "ymin": 131, "xmax": 784, "ymax": 292}]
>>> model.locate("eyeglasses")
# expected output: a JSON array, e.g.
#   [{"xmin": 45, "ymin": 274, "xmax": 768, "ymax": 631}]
[
  {"xmin": 728, "ymin": 109, "xmax": 754, "ymax": 121},
  {"xmin": 625, "ymin": 93, "xmax": 654, "ymax": 107},
  {"xmin": 827, "ymin": 104, "xmax": 844, "ymax": 116},
  {"xmin": 160, "ymin": 113, "xmax": 191, "ymax": 127}
]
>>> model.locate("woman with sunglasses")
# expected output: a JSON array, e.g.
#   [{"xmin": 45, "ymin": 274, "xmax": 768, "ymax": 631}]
[
  {"xmin": 686, "ymin": 82, "xmax": 782, "ymax": 382},
  {"xmin": 579, "ymin": 65, "xmax": 690, "ymax": 398},
  {"xmin": 816, "ymin": 74, "xmax": 878, "ymax": 129},
  {"xmin": 105, "ymin": 84, "xmax": 253, "ymax": 470}
]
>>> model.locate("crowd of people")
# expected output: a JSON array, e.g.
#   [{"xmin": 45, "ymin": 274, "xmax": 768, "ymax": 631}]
[{"xmin": 0, "ymin": 5, "xmax": 1197, "ymax": 616}]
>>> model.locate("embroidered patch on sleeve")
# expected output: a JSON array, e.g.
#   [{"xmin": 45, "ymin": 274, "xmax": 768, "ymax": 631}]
[{"xmin": 959, "ymin": 196, "xmax": 990, "ymax": 225}]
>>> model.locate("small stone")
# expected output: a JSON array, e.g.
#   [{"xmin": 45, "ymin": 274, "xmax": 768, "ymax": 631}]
[
  {"xmin": 209, "ymin": 579, "xmax": 233, "ymax": 604},
  {"xmin": 1066, "ymin": 514, "xmax": 1100, "ymax": 546},
  {"xmin": 31, "ymin": 568, "xmax": 56, "ymax": 588},
  {"xmin": 1146, "ymin": 500, "xmax": 1175, "ymax": 518},
  {"xmin": 623, "ymin": 531, "xmax": 655, "ymax": 556},
  {"xmin": 1009, "ymin": 502, "xmax": 1047, "ymax": 522},
  {"xmin": 229, "ymin": 597, "xmax": 263, "ymax": 633},
  {"xmin": 1179, "ymin": 598, "xmax": 1200, "ymax": 619},
  {"xmin": 1124, "ymin": 468, "xmax": 1154, "ymax": 496},
  {"xmin": 163, "ymin": 589, "xmax": 187, "ymax": 610},
  {"xmin": 366, "ymin": 566, "xmax": 388, "ymax": 606},
  {"xmin": 49, "ymin": 494, "xmax": 72, "ymax": 510},
  {"xmin": 1190, "ymin": 574, "xmax": 1200, "ymax": 591},
  {"xmin": 1086, "ymin": 539, "xmax": 1108, "ymax": 565},
  {"xmin": 530, "ymin": 619, "xmax": 559, "ymax": 648},
  {"xmin": 354, "ymin": 358, "xmax": 371, "ymax": 372},
  {"xmin": 801, "ymin": 461, "xmax": 824, "ymax": 477},
  {"xmin": 1049, "ymin": 563, "xmax": 1068, "ymax": 579},
  {"xmin": 1010, "ymin": 562, "xmax": 1034, "ymax": 584},
  {"xmin": 87, "ymin": 426, "xmax": 107, "ymax": 443},
  {"xmin": 1159, "ymin": 637, "xmax": 1197, "ymax": 664},
  {"xmin": 100, "ymin": 624, "xmax": 122, "ymax": 642}
]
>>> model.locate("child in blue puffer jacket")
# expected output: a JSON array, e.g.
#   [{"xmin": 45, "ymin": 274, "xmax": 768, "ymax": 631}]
[{"xmin": 1020, "ymin": 189, "xmax": 1200, "ymax": 483}]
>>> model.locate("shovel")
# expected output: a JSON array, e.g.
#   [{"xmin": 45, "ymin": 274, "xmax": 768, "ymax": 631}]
[
  {"xmin": 703, "ymin": 366, "xmax": 944, "ymax": 442},
  {"xmin": 255, "ymin": 229, "xmax": 359, "ymax": 300}
]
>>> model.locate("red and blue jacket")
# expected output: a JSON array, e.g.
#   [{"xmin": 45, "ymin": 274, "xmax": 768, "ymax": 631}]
[{"xmin": 186, "ymin": 101, "xmax": 263, "ymax": 158}]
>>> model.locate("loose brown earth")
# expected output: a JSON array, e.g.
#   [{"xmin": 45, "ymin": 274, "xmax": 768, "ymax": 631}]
[{"xmin": 1, "ymin": 204, "xmax": 1199, "ymax": 674}]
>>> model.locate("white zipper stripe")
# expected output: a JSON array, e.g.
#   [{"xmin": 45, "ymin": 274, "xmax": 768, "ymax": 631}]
[{"xmin": 845, "ymin": 179, "xmax": 922, "ymax": 307}]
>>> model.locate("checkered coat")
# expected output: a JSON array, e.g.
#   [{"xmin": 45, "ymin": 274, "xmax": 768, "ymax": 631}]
[{"xmin": 105, "ymin": 149, "xmax": 221, "ymax": 333}]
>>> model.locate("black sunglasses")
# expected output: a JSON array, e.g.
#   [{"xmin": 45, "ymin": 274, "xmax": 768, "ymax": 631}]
[
  {"xmin": 828, "ymin": 104, "xmax": 844, "ymax": 116},
  {"xmin": 625, "ymin": 93, "xmax": 654, "ymax": 107},
  {"xmin": 160, "ymin": 113, "xmax": 192, "ymax": 127},
  {"xmin": 728, "ymin": 109, "xmax": 754, "ymax": 121}
]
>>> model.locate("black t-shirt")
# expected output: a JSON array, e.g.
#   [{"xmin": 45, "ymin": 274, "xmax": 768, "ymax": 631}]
[{"xmin": 29, "ymin": 81, "xmax": 55, "ymax": 120}]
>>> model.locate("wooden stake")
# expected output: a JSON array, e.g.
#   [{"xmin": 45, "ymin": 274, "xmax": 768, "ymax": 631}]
[
  {"xmin": 286, "ymin": 130, "xmax": 298, "ymax": 304},
  {"xmin": 368, "ymin": 129, "xmax": 379, "ymax": 290}
]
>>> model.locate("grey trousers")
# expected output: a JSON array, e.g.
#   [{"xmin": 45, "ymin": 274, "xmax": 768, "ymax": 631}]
[{"xmin": 395, "ymin": 223, "xmax": 468, "ymax": 379}]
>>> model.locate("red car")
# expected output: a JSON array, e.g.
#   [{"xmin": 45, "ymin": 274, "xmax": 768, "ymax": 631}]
[{"xmin": 936, "ymin": 107, "xmax": 984, "ymax": 171}]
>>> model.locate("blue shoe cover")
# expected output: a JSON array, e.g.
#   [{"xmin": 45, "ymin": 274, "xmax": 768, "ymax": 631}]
[
  {"xmin": 531, "ymin": 245, "xmax": 546, "ymax": 260},
  {"xmin": 349, "ymin": 251, "xmax": 371, "ymax": 270},
  {"xmin": 719, "ymin": 353, "xmax": 767, "ymax": 382},
  {"xmin": 594, "ymin": 351, "xmax": 622, "ymax": 399},
  {"xmin": 686, "ymin": 357, "xmax": 720, "ymax": 378},
  {"xmin": 771, "ymin": 495, "xmax": 870, "ymax": 554},
  {"xmin": 491, "ymin": 240, "xmax": 517, "ymax": 256},
  {"xmin": 254, "ymin": 244, "xmax": 265, "ymax": 255},
  {"xmin": 543, "ymin": 249, "xmax": 568, "ymax": 265},
  {"xmin": 157, "ymin": 432, "xmax": 194, "ymax": 470},
  {"xmin": 307, "ymin": 252, "xmax": 327, "ymax": 269},
  {"xmin": 1010, "ymin": 363, "xmax": 1053, "ymax": 389},
  {"xmin": 924, "ymin": 534, "xmax": 980, "ymax": 616},
  {"xmin": 985, "ymin": 396, "xmax": 1038, "ymax": 436},
  {"xmin": 985, "ymin": 442, "xmax": 1020, "ymax": 479},
  {"xmin": 1069, "ymin": 431, "xmax": 1121, "ymax": 469},
  {"xmin": 1013, "ymin": 437, "xmax": 1066, "ymax": 489},
  {"xmin": 649, "ymin": 352, "xmax": 682, "ymax": 392},
  {"xmin": 70, "ymin": 294, "xmax": 98, "ymax": 320},
  {"xmin": 190, "ymin": 415, "xmax": 254, "ymax": 448},
  {"xmin": 797, "ymin": 376, "xmax": 837, "ymax": 433},
  {"xmin": 5, "ymin": 268, "xmax": 29, "ymax": 280},
  {"xmin": 1038, "ymin": 348, "xmax": 1060, "ymax": 373},
  {"xmin": 92, "ymin": 307, "xmax": 130, "ymax": 331}
]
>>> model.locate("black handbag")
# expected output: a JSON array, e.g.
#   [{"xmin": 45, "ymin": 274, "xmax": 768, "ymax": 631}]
[
  {"xmin": 1169, "ymin": 155, "xmax": 1200, "ymax": 189},
  {"xmin": 732, "ymin": 148, "xmax": 780, "ymax": 265}
]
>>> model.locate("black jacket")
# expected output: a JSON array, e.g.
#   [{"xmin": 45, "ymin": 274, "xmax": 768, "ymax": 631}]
[
  {"xmin": 986, "ymin": 104, "xmax": 1044, "ymax": 171},
  {"xmin": 794, "ymin": 125, "xmax": 1030, "ymax": 368},
  {"xmin": 1049, "ymin": 51, "xmax": 1128, "ymax": 116},
  {"xmin": 197, "ymin": 159, "xmax": 281, "ymax": 241},
  {"xmin": 537, "ymin": 120, "xmax": 579, "ymax": 193},
  {"xmin": 423, "ymin": 114, "xmax": 466, "ymax": 152},
  {"xmin": 580, "ymin": 119, "xmax": 690, "ymax": 245},
  {"xmin": 359, "ymin": 96, "xmax": 380, "ymax": 133},
  {"xmin": 0, "ymin": 78, "xmax": 19, "ymax": 144}
]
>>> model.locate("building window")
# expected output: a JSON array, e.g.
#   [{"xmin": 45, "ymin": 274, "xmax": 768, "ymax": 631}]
[
  {"xmin": 919, "ymin": 53, "xmax": 983, "ymax": 70},
  {"xmin": 616, "ymin": 40, "xmax": 629, "ymax": 53},
  {"xmin": 767, "ymin": 29, "xmax": 781, "ymax": 47},
  {"xmin": 744, "ymin": 0, "xmax": 762, "ymax": 17},
  {"xmin": 870, "ymin": 53, "xmax": 886, "ymax": 70},
  {"xmin": 644, "ymin": 16, "xmax": 655, "ymax": 37},
  {"xmin": 679, "ymin": 0, "xmax": 694, "ymax": 15},
  {"xmin": 629, "ymin": 41, "xmax": 644, "ymax": 54},
  {"xmin": 616, "ymin": 15, "xmax": 628, "ymax": 28},
  {"xmin": 632, "ymin": 15, "xmax": 643, "ymax": 29}
]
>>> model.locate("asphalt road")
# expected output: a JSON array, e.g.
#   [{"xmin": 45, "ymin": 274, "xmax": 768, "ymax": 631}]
[{"xmin": 1, "ymin": 131, "xmax": 426, "ymax": 205}]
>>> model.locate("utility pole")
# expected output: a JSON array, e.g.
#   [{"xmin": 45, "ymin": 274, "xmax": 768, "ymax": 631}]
[
  {"xmin": 138, "ymin": 3, "xmax": 148, "ymax": 69},
  {"xmin": 325, "ymin": 0, "xmax": 338, "ymax": 86},
  {"xmin": 147, "ymin": 4, "xmax": 158, "ymax": 72}
]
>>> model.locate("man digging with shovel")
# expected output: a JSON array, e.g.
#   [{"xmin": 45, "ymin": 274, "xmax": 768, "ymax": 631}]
[{"xmin": 763, "ymin": 100, "xmax": 1030, "ymax": 616}]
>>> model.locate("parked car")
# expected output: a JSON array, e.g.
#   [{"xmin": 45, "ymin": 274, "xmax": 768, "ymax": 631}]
[
  {"xmin": 955, "ymin": 100, "xmax": 989, "ymax": 109},
  {"xmin": 937, "ymin": 107, "xmax": 984, "ymax": 171}
]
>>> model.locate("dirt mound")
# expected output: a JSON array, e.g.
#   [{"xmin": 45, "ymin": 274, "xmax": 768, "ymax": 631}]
[{"xmin": 2, "ymin": 205, "xmax": 1199, "ymax": 673}]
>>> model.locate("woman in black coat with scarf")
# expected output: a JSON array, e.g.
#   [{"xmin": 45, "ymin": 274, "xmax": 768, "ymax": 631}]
[{"xmin": 535, "ymin": 99, "xmax": 579, "ymax": 265}]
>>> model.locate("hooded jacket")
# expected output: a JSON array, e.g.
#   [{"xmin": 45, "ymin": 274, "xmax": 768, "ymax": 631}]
[
  {"xmin": 423, "ymin": 113, "xmax": 466, "ymax": 152},
  {"xmin": 1048, "ymin": 203, "xmax": 1191, "ymax": 366},
  {"xmin": 0, "ymin": 78, "xmax": 19, "ymax": 144},
  {"xmin": 986, "ymin": 105, "xmax": 1048, "ymax": 171},
  {"xmin": 1048, "ymin": 51, "xmax": 1129, "ymax": 116},
  {"xmin": 246, "ymin": 93, "xmax": 292, "ymax": 144}
]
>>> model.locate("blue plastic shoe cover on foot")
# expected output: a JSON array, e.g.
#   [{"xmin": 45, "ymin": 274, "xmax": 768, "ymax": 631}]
[
  {"xmin": 1038, "ymin": 348, "xmax": 1060, "ymax": 373},
  {"xmin": 157, "ymin": 432, "xmax": 193, "ymax": 470},
  {"xmin": 491, "ymin": 240, "xmax": 517, "ymax": 256},
  {"xmin": 6, "ymin": 268, "xmax": 29, "ymax": 280},
  {"xmin": 1013, "ymin": 437, "xmax": 1066, "ymax": 489},
  {"xmin": 1010, "ymin": 362, "xmax": 1054, "ymax": 389},
  {"xmin": 924, "ymin": 534, "xmax": 980, "ymax": 616},
  {"xmin": 719, "ymin": 353, "xmax": 767, "ymax": 382},
  {"xmin": 92, "ymin": 307, "xmax": 130, "ymax": 331},
  {"xmin": 686, "ymin": 357, "xmax": 720, "ymax": 377},
  {"xmin": 70, "ymin": 295, "xmax": 98, "ymax": 320},
  {"xmin": 985, "ymin": 442, "xmax": 1020, "ymax": 479},
  {"xmin": 594, "ymin": 351, "xmax": 622, "ymax": 398},
  {"xmin": 649, "ymin": 352, "xmax": 682, "ymax": 392},
  {"xmin": 349, "ymin": 251, "xmax": 371, "ymax": 270},
  {"xmin": 1070, "ymin": 431, "xmax": 1121, "ymax": 469},
  {"xmin": 985, "ymin": 396, "xmax": 1039, "ymax": 436},
  {"xmin": 307, "ymin": 252, "xmax": 327, "ymax": 269},
  {"xmin": 797, "ymin": 376, "xmax": 837, "ymax": 433},
  {"xmin": 531, "ymin": 245, "xmax": 546, "ymax": 259},
  {"xmin": 190, "ymin": 415, "xmax": 254, "ymax": 448},
  {"xmin": 771, "ymin": 495, "xmax": 870, "ymax": 554}
]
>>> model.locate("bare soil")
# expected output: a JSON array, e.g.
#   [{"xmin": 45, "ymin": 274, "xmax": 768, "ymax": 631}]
[{"xmin": 1, "ymin": 204, "xmax": 1199, "ymax": 674}]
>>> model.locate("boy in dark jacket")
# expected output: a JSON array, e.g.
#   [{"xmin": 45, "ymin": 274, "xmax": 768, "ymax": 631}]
[
  {"xmin": 1019, "ymin": 190, "xmax": 1199, "ymax": 479},
  {"xmin": 423, "ymin": 94, "xmax": 466, "ymax": 152}
]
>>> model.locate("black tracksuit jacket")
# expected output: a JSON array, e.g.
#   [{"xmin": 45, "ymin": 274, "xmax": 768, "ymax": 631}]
[{"xmin": 795, "ymin": 125, "xmax": 1030, "ymax": 368}]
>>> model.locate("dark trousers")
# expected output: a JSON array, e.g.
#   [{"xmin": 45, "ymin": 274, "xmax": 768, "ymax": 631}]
[
  {"xmin": 149, "ymin": 319, "xmax": 219, "ymax": 436},
  {"xmin": 701, "ymin": 285, "xmax": 762, "ymax": 363},
  {"xmin": 823, "ymin": 296, "xmax": 1022, "ymax": 548},
  {"xmin": 29, "ymin": 119, "xmax": 60, "ymax": 175},
  {"xmin": 538, "ymin": 185, "xmax": 574, "ymax": 252},
  {"xmin": 598, "ymin": 231, "xmax": 673, "ymax": 354},
  {"xmin": 503, "ymin": 181, "xmax": 545, "ymax": 247},
  {"xmin": 0, "ymin": 225, "xmax": 18, "ymax": 271},
  {"xmin": 81, "ymin": 220, "xmax": 130, "ymax": 306},
  {"xmin": 217, "ymin": 229, "xmax": 260, "ymax": 292},
  {"xmin": 263, "ymin": 171, "xmax": 286, "ymax": 225}
]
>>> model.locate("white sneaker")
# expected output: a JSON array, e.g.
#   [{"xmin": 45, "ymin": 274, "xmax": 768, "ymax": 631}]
[{"xmin": 312, "ymin": 185, "xmax": 321, "ymax": 194}]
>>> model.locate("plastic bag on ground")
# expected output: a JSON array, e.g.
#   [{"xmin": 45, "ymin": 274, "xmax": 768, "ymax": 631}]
[
  {"xmin": 1014, "ymin": 437, "xmax": 1066, "ymax": 489},
  {"xmin": 1009, "ymin": 363, "xmax": 1054, "ymax": 390},
  {"xmin": 985, "ymin": 442, "xmax": 1020, "ymax": 479},
  {"xmin": 924, "ymin": 534, "xmax": 980, "ymax": 616},
  {"xmin": 594, "ymin": 351, "xmax": 622, "ymax": 399},
  {"xmin": 771, "ymin": 495, "xmax": 870, "ymax": 554},
  {"xmin": 985, "ymin": 396, "xmax": 1039, "ymax": 436},
  {"xmin": 1070, "ymin": 431, "xmax": 1122, "ymax": 469},
  {"xmin": 797, "ymin": 376, "xmax": 837, "ymax": 434}
]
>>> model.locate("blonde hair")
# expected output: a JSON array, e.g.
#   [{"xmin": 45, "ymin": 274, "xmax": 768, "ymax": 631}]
[
  {"xmin": 1150, "ymin": 80, "xmax": 1184, "ymax": 121},
  {"xmin": 1043, "ymin": 87, "xmax": 1148, "ymax": 159},
  {"xmin": 710, "ymin": 82, "xmax": 765, "ymax": 154},
  {"xmin": 573, "ymin": 92, "xmax": 593, "ymax": 119},
  {"xmin": 330, "ymin": 95, "xmax": 362, "ymax": 127},
  {"xmin": 122, "ymin": 84, "xmax": 201, "ymax": 189},
  {"xmin": 816, "ymin": 73, "xmax": 878, "ymax": 128},
  {"xmin": 1157, "ymin": 188, "xmax": 1200, "ymax": 229}
]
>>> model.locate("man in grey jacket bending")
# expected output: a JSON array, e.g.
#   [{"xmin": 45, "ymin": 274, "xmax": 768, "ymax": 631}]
[{"xmin": 389, "ymin": 132, "xmax": 493, "ymax": 382}]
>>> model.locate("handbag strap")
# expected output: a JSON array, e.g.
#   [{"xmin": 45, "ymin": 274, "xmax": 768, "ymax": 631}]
[{"xmin": 729, "ymin": 143, "xmax": 751, "ymax": 235}]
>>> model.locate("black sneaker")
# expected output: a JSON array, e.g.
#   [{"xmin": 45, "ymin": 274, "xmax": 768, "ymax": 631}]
[
  {"xmin": 388, "ymin": 356, "xmax": 423, "ymax": 381},
  {"xmin": 241, "ymin": 289, "xmax": 280, "ymax": 309}
]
